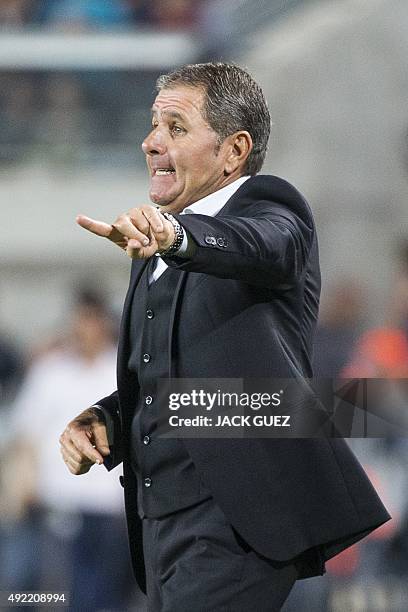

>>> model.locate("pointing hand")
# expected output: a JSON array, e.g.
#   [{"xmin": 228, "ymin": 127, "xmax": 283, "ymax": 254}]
[{"xmin": 76, "ymin": 205, "xmax": 175, "ymax": 259}]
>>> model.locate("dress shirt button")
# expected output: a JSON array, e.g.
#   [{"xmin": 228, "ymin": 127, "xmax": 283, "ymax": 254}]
[
  {"xmin": 143, "ymin": 353, "xmax": 151, "ymax": 363},
  {"xmin": 144, "ymin": 477, "xmax": 152, "ymax": 488},
  {"xmin": 143, "ymin": 435, "xmax": 151, "ymax": 445},
  {"xmin": 146, "ymin": 309, "xmax": 154, "ymax": 319},
  {"xmin": 145, "ymin": 395, "xmax": 153, "ymax": 405}
]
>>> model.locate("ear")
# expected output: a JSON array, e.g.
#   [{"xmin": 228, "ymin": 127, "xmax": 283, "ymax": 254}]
[{"xmin": 223, "ymin": 131, "xmax": 253, "ymax": 175}]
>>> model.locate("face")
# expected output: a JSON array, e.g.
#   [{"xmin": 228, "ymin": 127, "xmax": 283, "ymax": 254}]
[{"xmin": 142, "ymin": 85, "xmax": 232, "ymax": 212}]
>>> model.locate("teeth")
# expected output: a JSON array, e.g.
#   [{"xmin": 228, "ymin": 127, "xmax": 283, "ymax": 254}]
[{"xmin": 156, "ymin": 169, "xmax": 175, "ymax": 175}]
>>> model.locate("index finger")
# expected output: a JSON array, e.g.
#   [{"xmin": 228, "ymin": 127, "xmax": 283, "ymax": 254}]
[
  {"xmin": 66, "ymin": 427, "xmax": 104, "ymax": 465},
  {"xmin": 76, "ymin": 214, "xmax": 113, "ymax": 238}
]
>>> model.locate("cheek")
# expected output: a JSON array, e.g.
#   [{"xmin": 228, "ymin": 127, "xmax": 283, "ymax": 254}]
[{"xmin": 184, "ymin": 150, "xmax": 216, "ymax": 177}]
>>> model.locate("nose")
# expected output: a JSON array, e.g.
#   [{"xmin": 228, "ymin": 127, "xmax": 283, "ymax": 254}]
[{"xmin": 142, "ymin": 128, "xmax": 166, "ymax": 156}]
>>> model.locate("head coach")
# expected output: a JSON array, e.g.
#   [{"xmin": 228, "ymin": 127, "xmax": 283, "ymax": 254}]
[{"xmin": 60, "ymin": 63, "xmax": 390, "ymax": 611}]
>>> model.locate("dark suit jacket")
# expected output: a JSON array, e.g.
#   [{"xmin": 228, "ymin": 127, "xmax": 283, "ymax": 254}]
[{"xmin": 98, "ymin": 175, "xmax": 390, "ymax": 591}]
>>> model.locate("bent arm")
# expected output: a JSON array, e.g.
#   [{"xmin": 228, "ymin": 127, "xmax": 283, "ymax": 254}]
[{"xmin": 165, "ymin": 202, "xmax": 314, "ymax": 289}]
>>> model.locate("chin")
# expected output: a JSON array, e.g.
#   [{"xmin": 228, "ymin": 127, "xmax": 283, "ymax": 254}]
[
  {"xmin": 150, "ymin": 192, "xmax": 171, "ymax": 207},
  {"xmin": 150, "ymin": 190, "xmax": 184, "ymax": 210}
]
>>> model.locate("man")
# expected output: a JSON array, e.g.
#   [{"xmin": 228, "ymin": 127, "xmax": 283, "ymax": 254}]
[{"xmin": 60, "ymin": 63, "xmax": 390, "ymax": 611}]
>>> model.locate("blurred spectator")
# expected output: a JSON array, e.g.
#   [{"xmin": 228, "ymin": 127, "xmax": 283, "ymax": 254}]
[
  {"xmin": 39, "ymin": 74, "xmax": 87, "ymax": 158},
  {"xmin": 0, "ymin": 333, "xmax": 24, "ymax": 406},
  {"xmin": 0, "ymin": 288, "xmax": 136, "ymax": 610},
  {"xmin": 313, "ymin": 278, "xmax": 364, "ymax": 378},
  {"xmin": 341, "ymin": 242, "xmax": 408, "ymax": 379},
  {"xmin": 342, "ymin": 328, "xmax": 408, "ymax": 378},
  {"xmin": 0, "ymin": 74, "xmax": 37, "ymax": 164}
]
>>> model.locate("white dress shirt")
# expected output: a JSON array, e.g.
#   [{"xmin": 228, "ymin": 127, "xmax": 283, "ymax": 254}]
[{"xmin": 150, "ymin": 176, "xmax": 250, "ymax": 284}]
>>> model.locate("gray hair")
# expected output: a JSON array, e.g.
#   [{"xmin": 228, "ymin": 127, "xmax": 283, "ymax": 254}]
[{"xmin": 156, "ymin": 62, "xmax": 271, "ymax": 176}]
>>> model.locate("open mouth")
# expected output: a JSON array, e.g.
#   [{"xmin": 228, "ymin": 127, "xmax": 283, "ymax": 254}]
[{"xmin": 154, "ymin": 168, "xmax": 176, "ymax": 176}]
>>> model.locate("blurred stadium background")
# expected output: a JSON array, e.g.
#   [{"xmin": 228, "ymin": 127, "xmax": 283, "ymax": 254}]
[{"xmin": 1, "ymin": 0, "xmax": 408, "ymax": 610}]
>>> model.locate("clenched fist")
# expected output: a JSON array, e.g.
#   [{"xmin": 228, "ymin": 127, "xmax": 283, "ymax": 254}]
[{"xmin": 59, "ymin": 407, "xmax": 110, "ymax": 475}]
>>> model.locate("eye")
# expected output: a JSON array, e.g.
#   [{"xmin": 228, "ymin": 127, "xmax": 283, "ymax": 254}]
[{"xmin": 171, "ymin": 125, "xmax": 185, "ymax": 135}]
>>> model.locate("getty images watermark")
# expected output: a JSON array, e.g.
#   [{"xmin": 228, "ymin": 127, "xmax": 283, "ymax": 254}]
[
  {"xmin": 168, "ymin": 388, "xmax": 290, "ymax": 428},
  {"xmin": 153, "ymin": 378, "xmax": 408, "ymax": 439}
]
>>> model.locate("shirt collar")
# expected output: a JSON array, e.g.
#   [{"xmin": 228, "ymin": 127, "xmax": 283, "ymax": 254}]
[{"xmin": 182, "ymin": 176, "xmax": 250, "ymax": 217}]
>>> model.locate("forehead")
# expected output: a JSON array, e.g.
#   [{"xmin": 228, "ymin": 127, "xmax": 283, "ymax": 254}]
[{"xmin": 152, "ymin": 85, "xmax": 206, "ymax": 121}]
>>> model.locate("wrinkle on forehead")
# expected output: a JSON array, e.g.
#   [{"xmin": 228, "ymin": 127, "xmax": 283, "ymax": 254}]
[{"xmin": 152, "ymin": 86, "xmax": 206, "ymax": 120}]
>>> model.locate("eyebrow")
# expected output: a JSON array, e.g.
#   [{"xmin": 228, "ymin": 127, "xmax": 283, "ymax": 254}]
[{"xmin": 151, "ymin": 109, "xmax": 186, "ymax": 123}]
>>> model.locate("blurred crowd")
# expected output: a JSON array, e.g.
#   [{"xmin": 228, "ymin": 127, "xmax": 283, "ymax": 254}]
[
  {"xmin": 0, "ymin": 0, "xmax": 258, "ymax": 168},
  {"xmin": 0, "ymin": 0, "xmax": 201, "ymax": 31},
  {"xmin": 0, "ymin": 1, "xmax": 211, "ymax": 168},
  {"xmin": 0, "ymin": 70, "xmax": 153, "ymax": 167},
  {"xmin": 0, "ymin": 288, "xmax": 142, "ymax": 610},
  {"xmin": 313, "ymin": 240, "xmax": 408, "ymax": 380},
  {"xmin": 285, "ymin": 241, "xmax": 408, "ymax": 611}
]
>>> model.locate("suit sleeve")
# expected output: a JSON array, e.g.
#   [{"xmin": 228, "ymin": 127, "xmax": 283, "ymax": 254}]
[
  {"xmin": 94, "ymin": 390, "xmax": 124, "ymax": 471},
  {"xmin": 164, "ymin": 201, "xmax": 314, "ymax": 289}
]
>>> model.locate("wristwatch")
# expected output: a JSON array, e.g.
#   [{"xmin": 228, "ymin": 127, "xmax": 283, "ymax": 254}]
[{"xmin": 160, "ymin": 212, "xmax": 185, "ymax": 256}]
